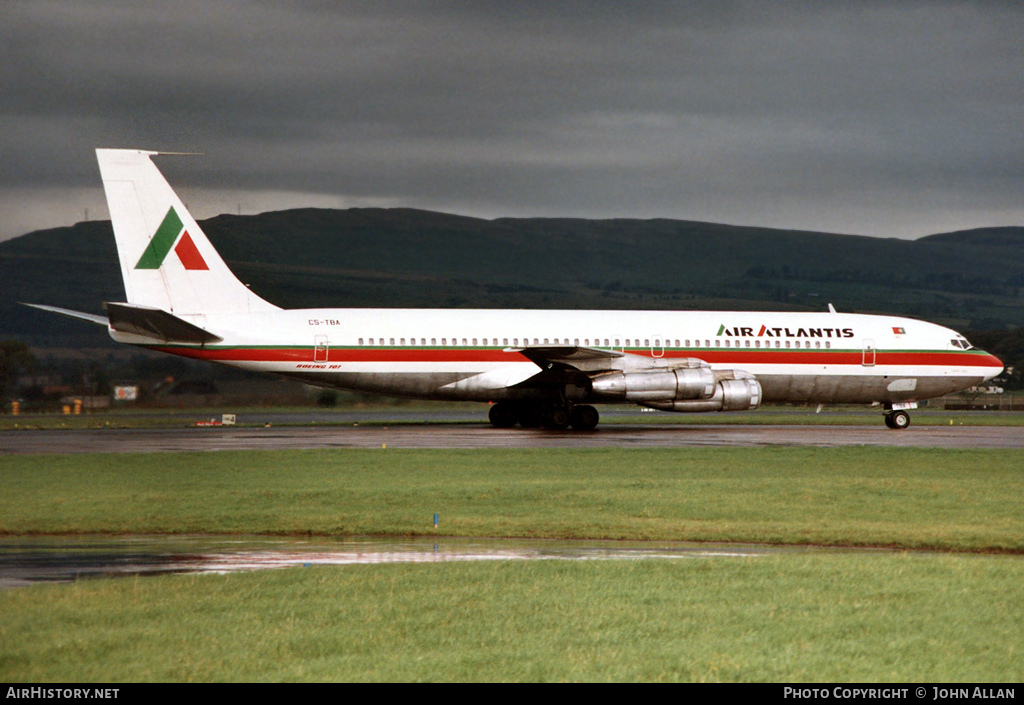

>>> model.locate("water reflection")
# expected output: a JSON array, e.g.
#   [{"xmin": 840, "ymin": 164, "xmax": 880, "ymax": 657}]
[{"xmin": 0, "ymin": 534, "xmax": 862, "ymax": 588}]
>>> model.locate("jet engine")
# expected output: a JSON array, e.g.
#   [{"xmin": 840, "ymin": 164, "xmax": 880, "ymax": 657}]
[
  {"xmin": 589, "ymin": 367, "xmax": 716, "ymax": 403},
  {"xmin": 644, "ymin": 377, "xmax": 762, "ymax": 412}
]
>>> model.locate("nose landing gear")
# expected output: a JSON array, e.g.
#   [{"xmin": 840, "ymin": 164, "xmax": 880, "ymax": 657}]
[{"xmin": 884, "ymin": 409, "xmax": 911, "ymax": 430}]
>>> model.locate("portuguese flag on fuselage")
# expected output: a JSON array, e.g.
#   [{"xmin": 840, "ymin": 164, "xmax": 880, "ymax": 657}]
[{"xmin": 135, "ymin": 206, "xmax": 209, "ymax": 271}]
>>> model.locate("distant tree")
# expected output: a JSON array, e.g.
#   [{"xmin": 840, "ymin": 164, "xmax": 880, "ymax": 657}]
[{"xmin": 0, "ymin": 340, "xmax": 36, "ymax": 402}]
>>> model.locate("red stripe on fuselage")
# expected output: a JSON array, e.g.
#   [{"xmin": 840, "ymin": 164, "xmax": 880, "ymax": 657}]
[{"xmin": 660, "ymin": 349, "xmax": 1002, "ymax": 368}]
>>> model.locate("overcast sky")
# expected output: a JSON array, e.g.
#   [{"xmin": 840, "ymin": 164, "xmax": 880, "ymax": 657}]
[{"xmin": 2, "ymin": 1, "xmax": 1022, "ymax": 242}]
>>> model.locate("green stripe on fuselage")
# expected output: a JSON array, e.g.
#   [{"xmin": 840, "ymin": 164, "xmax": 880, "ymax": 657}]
[{"xmin": 135, "ymin": 207, "xmax": 183, "ymax": 269}]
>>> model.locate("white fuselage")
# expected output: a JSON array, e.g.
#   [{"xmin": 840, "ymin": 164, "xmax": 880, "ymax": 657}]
[{"xmin": 112, "ymin": 307, "xmax": 1003, "ymax": 406}]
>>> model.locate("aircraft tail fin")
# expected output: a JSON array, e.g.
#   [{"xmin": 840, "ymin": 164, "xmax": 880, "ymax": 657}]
[{"xmin": 95, "ymin": 149, "xmax": 278, "ymax": 315}]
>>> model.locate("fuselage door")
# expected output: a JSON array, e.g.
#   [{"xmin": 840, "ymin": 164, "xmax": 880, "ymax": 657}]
[
  {"xmin": 862, "ymin": 339, "xmax": 876, "ymax": 367},
  {"xmin": 651, "ymin": 335, "xmax": 665, "ymax": 358},
  {"xmin": 314, "ymin": 335, "xmax": 329, "ymax": 362}
]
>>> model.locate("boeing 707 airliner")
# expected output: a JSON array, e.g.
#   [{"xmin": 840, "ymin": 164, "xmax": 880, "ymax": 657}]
[{"xmin": 25, "ymin": 150, "xmax": 1004, "ymax": 430}]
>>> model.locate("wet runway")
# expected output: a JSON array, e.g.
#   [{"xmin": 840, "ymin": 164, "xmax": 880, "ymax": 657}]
[
  {"xmin": 1, "ymin": 423, "xmax": 1023, "ymax": 454},
  {"xmin": 0, "ymin": 535, "xmax": 892, "ymax": 589}
]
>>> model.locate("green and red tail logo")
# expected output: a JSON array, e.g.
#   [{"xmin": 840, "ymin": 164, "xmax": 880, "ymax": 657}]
[{"xmin": 135, "ymin": 207, "xmax": 209, "ymax": 270}]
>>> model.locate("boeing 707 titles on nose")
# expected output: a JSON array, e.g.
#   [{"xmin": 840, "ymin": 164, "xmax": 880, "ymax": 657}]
[{"xmin": 25, "ymin": 150, "xmax": 1004, "ymax": 430}]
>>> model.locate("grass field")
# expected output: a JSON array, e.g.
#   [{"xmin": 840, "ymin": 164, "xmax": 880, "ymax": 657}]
[
  {"xmin": 2, "ymin": 554, "xmax": 1021, "ymax": 681},
  {"xmin": 2, "ymin": 446, "xmax": 1022, "ymax": 682},
  {"xmin": 2, "ymin": 447, "xmax": 1022, "ymax": 551}
]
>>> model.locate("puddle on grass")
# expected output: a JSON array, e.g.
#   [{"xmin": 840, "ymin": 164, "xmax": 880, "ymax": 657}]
[{"xmin": 0, "ymin": 534, "xmax": 886, "ymax": 588}]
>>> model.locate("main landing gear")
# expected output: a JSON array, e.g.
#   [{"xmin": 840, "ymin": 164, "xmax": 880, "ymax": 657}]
[
  {"xmin": 884, "ymin": 409, "xmax": 911, "ymax": 430},
  {"xmin": 488, "ymin": 401, "xmax": 600, "ymax": 431}
]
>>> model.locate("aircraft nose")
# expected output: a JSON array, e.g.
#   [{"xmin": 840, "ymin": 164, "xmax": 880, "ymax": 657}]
[{"xmin": 980, "ymin": 351, "xmax": 1004, "ymax": 382}]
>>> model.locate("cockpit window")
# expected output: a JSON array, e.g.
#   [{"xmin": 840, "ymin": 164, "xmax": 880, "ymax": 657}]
[{"xmin": 950, "ymin": 338, "xmax": 973, "ymax": 350}]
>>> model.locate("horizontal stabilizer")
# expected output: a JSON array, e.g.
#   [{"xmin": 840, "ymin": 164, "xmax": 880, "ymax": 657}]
[
  {"xmin": 21, "ymin": 303, "xmax": 109, "ymax": 327},
  {"xmin": 104, "ymin": 302, "xmax": 223, "ymax": 344}
]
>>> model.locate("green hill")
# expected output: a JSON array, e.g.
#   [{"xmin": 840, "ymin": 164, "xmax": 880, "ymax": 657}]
[{"xmin": 2, "ymin": 209, "xmax": 1022, "ymax": 349}]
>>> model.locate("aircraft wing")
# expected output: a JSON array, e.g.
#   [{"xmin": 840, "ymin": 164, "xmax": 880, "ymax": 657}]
[
  {"xmin": 439, "ymin": 363, "xmax": 545, "ymax": 392},
  {"xmin": 508, "ymin": 345, "xmax": 625, "ymax": 366},
  {"xmin": 441, "ymin": 346, "xmax": 627, "ymax": 394}
]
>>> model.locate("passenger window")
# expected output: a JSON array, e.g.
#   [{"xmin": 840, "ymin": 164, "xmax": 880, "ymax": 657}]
[
  {"xmin": 358, "ymin": 338, "xmax": 364, "ymax": 345},
  {"xmin": 390, "ymin": 338, "xmax": 395, "ymax": 346}
]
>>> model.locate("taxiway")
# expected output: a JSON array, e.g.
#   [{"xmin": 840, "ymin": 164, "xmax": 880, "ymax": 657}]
[{"xmin": 2, "ymin": 423, "xmax": 1023, "ymax": 454}]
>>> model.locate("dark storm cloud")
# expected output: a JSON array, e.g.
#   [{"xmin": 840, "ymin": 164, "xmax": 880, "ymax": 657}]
[{"xmin": 1, "ymin": 1, "xmax": 1022, "ymax": 240}]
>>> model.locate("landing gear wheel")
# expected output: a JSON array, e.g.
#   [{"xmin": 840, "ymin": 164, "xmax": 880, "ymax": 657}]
[
  {"xmin": 488, "ymin": 402, "xmax": 517, "ymax": 428},
  {"xmin": 569, "ymin": 405, "xmax": 600, "ymax": 431},
  {"xmin": 516, "ymin": 405, "xmax": 544, "ymax": 428},
  {"xmin": 542, "ymin": 406, "xmax": 571, "ymax": 430},
  {"xmin": 885, "ymin": 410, "xmax": 910, "ymax": 430}
]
